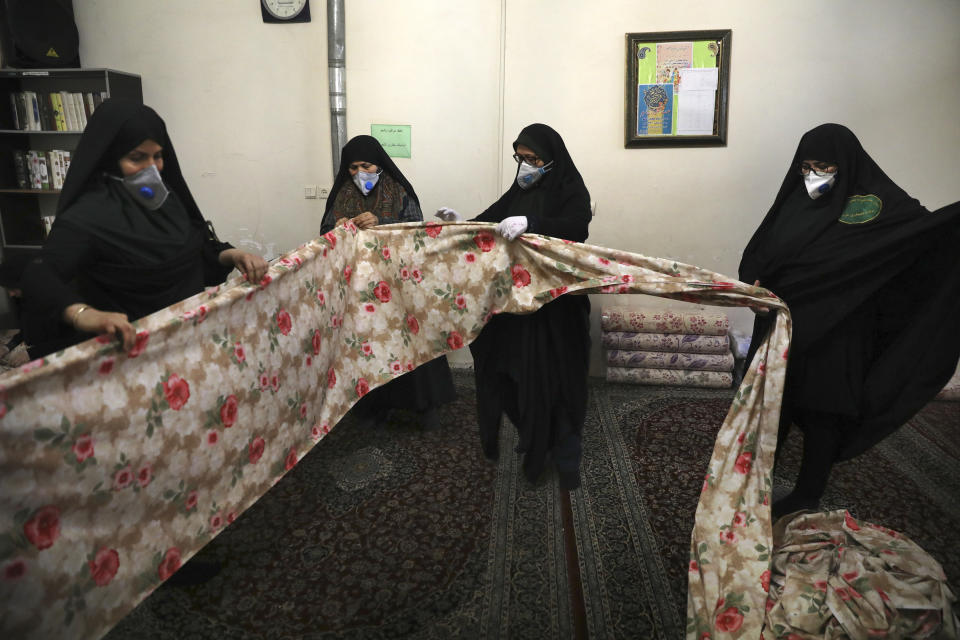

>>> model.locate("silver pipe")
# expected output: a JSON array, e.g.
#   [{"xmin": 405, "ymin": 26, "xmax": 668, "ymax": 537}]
[{"xmin": 327, "ymin": 0, "xmax": 346, "ymax": 176}]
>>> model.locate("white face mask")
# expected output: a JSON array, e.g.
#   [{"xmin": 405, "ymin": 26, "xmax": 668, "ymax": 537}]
[
  {"xmin": 110, "ymin": 164, "xmax": 170, "ymax": 210},
  {"xmin": 516, "ymin": 160, "xmax": 553, "ymax": 189},
  {"xmin": 353, "ymin": 169, "xmax": 380, "ymax": 196},
  {"xmin": 804, "ymin": 172, "xmax": 836, "ymax": 199}
]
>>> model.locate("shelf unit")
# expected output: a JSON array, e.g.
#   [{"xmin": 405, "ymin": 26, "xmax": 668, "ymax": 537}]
[{"xmin": 0, "ymin": 68, "xmax": 142, "ymax": 255}]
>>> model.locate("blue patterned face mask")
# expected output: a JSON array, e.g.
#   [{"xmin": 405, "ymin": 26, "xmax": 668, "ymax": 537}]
[
  {"xmin": 111, "ymin": 164, "xmax": 170, "ymax": 210},
  {"xmin": 353, "ymin": 170, "xmax": 381, "ymax": 196},
  {"xmin": 516, "ymin": 160, "xmax": 553, "ymax": 189},
  {"xmin": 804, "ymin": 171, "xmax": 836, "ymax": 199}
]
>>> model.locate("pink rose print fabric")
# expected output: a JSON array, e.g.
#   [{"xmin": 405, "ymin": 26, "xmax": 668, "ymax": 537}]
[{"xmin": 0, "ymin": 221, "xmax": 952, "ymax": 639}]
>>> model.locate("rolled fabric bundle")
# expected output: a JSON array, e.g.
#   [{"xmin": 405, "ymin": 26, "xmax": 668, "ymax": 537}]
[
  {"xmin": 606, "ymin": 366, "xmax": 733, "ymax": 388},
  {"xmin": 600, "ymin": 307, "xmax": 729, "ymax": 335},
  {"xmin": 607, "ymin": 349, "xmax": 734, "ymax": 372},
  {"xmin": 601, "ymin": 331, "xmax": 730, "ymax": 354}
]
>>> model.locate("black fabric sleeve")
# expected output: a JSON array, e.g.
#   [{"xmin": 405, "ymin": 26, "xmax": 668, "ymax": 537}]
[
  {"xmin": 472, "ymin": 193, "xmax": 510, "ymax": 224},
  {"xmin": 202, "ymin": 236, "xmax": 235, "ymax": 287},
  {"xmin": 21, "ymin": 220, "xmax": 94, "ymax": 315},
  {"xmin": 198, "ymin": 219, "xmax": 235, "ymax": 286},
  {"xmin": 18, "ymin": 220, "xmax": 94, "ymax": 357}
]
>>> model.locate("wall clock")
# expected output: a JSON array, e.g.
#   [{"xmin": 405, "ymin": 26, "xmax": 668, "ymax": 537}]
[{"xmin": 261, "ymin": 0, "xmax": 311, "ymax": 23}]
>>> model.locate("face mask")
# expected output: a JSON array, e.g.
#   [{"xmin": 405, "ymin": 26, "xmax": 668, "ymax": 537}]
[
  {"xmin": 111, "ymin": 164, "xmax": 170, "ymax": 210},
  {"xmin": 353, "ymin": 170, "xmax": 380, "ymax": 196},
  {"xmin": 804, "ymin": 172, "xmax": 836, "ymax": 199},
  {"xmin": 516, "ymin": 160, "xmax": 553, "ymax": 189}
]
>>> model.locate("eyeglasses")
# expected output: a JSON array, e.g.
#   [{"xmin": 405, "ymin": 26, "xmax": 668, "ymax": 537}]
[
  {"xmin": 512, "ymin": 152, "xmax": 541, "ymax": 165},
  {"xmin": 348, "ymin": 162, "xmax": 377, "ymax": 171},
  {"xmin": 798, "ymin": 162, "xmax": 838, "ymax": 177}
]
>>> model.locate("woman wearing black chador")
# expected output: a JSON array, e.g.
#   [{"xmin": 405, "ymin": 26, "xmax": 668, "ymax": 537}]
[
  {"xmin": 739, "ymin": 123, "xmax": 960, "ymax": 518},
  {"xmin": 440, "ymin": 123, "xmax": 592, "ymax": 490},
  {"xmin": 20, "ymin": 99, "xmax": 266, "ymax": 358},
  {"xmin": 322, "ymin": 135, "xmax": 456, "ymax": 430}
]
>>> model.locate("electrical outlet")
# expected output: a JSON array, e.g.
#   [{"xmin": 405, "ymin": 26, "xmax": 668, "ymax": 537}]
[{"xmin": 318, "ymin": 187, "xmax": 330, "ymax": 199}]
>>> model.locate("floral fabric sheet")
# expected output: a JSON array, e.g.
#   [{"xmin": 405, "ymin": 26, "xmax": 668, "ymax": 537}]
[{"xmin": 0, "ymin": 221, "xmax": 953, "ymax": 639}]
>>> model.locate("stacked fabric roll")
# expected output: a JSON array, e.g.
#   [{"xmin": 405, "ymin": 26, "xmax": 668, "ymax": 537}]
[{"xmin": 601, "ymin": 306, "xmax": 734, "ymax": 388}]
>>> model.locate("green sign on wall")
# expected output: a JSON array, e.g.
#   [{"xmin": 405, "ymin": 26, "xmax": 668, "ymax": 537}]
[{"xmin": 371, "ymin": 124, "xmax": 411, "ymax": 158}]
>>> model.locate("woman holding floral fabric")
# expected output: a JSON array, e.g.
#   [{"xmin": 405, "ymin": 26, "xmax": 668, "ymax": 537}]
[
  {"xmin": 740, "ymin": 123, "xmax": 960, "ymax": 519},
  {"xmin": 437, "ymin": 123, "xmax": 592, "ymax": 490},
  {"xmin": 322, "ymin": 135, "xmax": 455, "ymax": 429},
  {"xmin": 19, "ymin": 99, "xmax": 267, "ymax": 359}
]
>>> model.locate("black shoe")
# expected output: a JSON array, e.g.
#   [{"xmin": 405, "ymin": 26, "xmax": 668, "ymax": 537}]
[{"xmin": 166, "ymin": 559, "xmax": 222, "ymax": 587}]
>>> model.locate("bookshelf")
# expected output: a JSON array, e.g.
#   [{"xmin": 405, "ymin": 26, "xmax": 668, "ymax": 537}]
[{"xmin": 0, "ymin": 68, "xmax": 142, "ymax": 253}]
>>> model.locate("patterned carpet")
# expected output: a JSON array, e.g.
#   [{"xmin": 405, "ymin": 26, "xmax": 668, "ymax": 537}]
[{"xmin": 104, "ymin": 371, "xmax": 960, "ymax": 639}]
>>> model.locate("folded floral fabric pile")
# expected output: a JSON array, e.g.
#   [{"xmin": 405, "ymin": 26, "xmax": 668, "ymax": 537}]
[
  {"xmin": 764, "ymin": 510, "xmax": 958, "ymax": 638},
  {"xmin": 601, "ymin": 306, "xmax": 734, "ymax": 388}
]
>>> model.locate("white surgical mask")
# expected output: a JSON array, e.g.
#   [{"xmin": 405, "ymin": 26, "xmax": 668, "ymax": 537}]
[
  {"xmin": 353, "ymin": 170, "xmax": 380, "ymax": 196},
  {"xmin": 516, "ymin": 160, "xmax": 553, "ymax": 189},
  {"xmin": 110, "ymin": 164, "xmax": 170, "ymax": 210},
  {"xmin": 804, "ymin": 172, "xmax": 836, "ymax": 199}
]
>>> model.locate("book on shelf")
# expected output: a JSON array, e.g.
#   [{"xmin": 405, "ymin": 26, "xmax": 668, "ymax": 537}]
[
  {"xmin": 46, "ymin": 151, "xmax": 63, "ymax": 190},
  {"xmin": 37, "ymin": 155, "xmax": 49, "ymax": 190},
  {"xmin": 74, "ymin": 92, "xmax": 88, "ymax": 129},
  {"xmin": 37, "ymin": 93, "xmax": 54, "ymax": 131},
  {"xmin": 24, "ymin": 91, "xmax": 41, "ymax": 131},
  {"xmin": 5, "ymin": 90, "xmax": 109, "ymax": 131},
  {"xmin": 12, "ymin": 150, "xmax": 29, "ymax": 189},
  {"xmin": 50, "ymin": 93, "xmax": 67, "ymax": 131},
  {"xmin": 59, "ymin": 91, "xmax": 76, "ymax": 131},
  {"xmin": 13, "ymin": 149, "xmax": 71, "ymax": 190},
  {"xmin": 26, "ymin": 151, "xmax": 41, "ymax": 189},
  {"xmin": 8, "ymin": 93, "xmax": 21, "ymax": 130}
]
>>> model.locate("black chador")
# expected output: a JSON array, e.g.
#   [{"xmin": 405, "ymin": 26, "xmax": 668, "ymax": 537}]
[
  {"xmin": 471, "ymin": 123, "xmax": 593, "ymax": 490},
  {"xmin": 20, "ymin": 100, "xmax": 233, "ymax": 357},
  {"xmin": 740, "ymin": 123, "xmax": 960, "ymax": 515}
]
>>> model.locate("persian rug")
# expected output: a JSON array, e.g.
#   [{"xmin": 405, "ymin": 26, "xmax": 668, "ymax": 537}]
[{"xmin": 103, "ymin": 374, "xmax": 960, "ymax": 639}]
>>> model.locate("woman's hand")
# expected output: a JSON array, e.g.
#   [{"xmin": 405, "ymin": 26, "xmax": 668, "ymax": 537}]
[
  {"xmin": 64, "ymin": 303, "xmax": 137, "ymax": 351},
  {"xmin": 220, "ymin": 249, "xmax": 269, "ymax": 284},
  {"xmin": 751, "ymin": 280, "xmax": 772, "ymax": 315},
  {"xmin": 350, "ymin": 211, "xmax": 379, "ymax": 230}
]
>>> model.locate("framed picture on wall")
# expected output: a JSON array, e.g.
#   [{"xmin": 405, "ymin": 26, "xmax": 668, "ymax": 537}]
[{"xmin": 624, "ymin": 29, "xmax": 731, "ymax": 147}]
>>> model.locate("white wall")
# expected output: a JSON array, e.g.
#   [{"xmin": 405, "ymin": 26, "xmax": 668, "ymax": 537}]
[{"xmin": 74, "ymin": 0, "xmax": 960, "ymax": 371}]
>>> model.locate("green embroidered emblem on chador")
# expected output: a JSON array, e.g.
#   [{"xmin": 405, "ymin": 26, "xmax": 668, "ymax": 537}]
[{"xmin": 839, "ymin": 194, "xmax": 882, "ymax": 224}]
